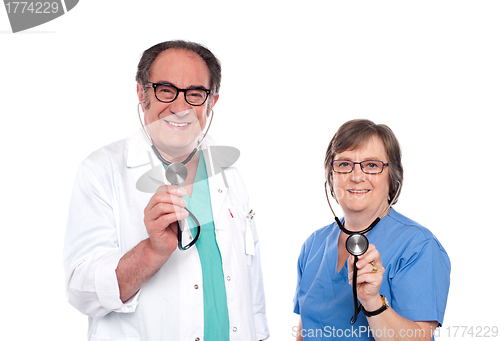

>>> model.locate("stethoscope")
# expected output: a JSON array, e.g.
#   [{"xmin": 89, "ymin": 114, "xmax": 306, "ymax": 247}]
[
  {"xmin": 137, "ymin": 100, "xmax": 214, "ymax": 250},
  {"xmin": 324, "ymin": 180, "xmax": 401, "ymax": 323}
]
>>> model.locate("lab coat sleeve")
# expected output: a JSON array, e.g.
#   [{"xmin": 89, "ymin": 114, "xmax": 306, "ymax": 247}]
[{"xmin": 63, "ymin": 152, "xmax": 139, "ymax": 317}]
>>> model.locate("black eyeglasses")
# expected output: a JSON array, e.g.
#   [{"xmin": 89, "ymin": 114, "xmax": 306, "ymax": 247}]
[
  {"xmin": 331, "ymin": 160, "xmax": 389, "ymax": 174},
  {"xmin": 146, "ymin": 82, "xmax": 211, "ymax": 106}
]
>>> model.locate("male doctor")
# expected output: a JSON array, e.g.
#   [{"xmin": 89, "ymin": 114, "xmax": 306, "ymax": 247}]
[{"xmin": 64, "ymin": 40, "xmax": 269, "ymax": 341}]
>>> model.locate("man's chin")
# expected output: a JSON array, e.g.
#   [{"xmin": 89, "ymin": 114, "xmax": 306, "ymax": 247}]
[{"xmin": 153, "ymin": 140, "xmax": 199, "ymax": 160}]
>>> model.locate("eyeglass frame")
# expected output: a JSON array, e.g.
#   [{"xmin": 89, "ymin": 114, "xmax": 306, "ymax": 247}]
[
  {"xmin": 331, "ymin": 160, "xmax": 389, "ymax": 174},
  {"xmin": 145, "ymin": 82, "xmax": 211, "ymax": 106}
]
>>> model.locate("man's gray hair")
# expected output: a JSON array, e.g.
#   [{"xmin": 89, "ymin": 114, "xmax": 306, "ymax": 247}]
[{"xmin": 136, "ymin": 40, "xmax": 222, "ymax": 109}]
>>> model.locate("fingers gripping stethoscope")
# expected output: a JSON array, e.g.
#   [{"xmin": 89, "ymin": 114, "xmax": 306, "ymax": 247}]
[
  {"xmin": 137, "ymin": 100, "xmax": 214, "ymax": 250},
  {"xmin": 151, "ymin": 144, "xmax": 201, "ymax": 251},
  {"xmin": 324, "ymin": 180, "xmax": 401, "ymax": 323}
]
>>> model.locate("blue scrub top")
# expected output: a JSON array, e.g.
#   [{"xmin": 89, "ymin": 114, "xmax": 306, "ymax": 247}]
[{"xmin": 293, "ymin": 209, "xmax": 451, "ymax": 340}]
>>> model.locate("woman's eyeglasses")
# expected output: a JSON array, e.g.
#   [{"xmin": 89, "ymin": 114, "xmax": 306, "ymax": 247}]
[{"xmin": 331, "ymin": 160, "xmax": 389, "ymax": 174}]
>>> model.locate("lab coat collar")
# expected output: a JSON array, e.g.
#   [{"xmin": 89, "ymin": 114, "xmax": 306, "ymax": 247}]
[
  {"xmin": 126, "ymin": 129, "xmax": 155, "ymax": 168},
  {"xmin": 126, "ymin": 130, "xmax": 166, "ymax": 185}
]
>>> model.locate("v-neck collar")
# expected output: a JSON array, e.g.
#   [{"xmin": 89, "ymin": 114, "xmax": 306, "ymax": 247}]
[
  {"xmin": 329, "ymin": 225, "xmax": 349, "ymax": 283},
  {"xmin": 182, "ymin": 149, "xmax": 204, "ymax": 202}
]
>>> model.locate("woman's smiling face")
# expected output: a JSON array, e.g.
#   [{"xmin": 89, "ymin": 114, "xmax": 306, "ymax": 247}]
[{"xmin": 332, "ymin": 135, "xmax": 391, "ymax": 221}]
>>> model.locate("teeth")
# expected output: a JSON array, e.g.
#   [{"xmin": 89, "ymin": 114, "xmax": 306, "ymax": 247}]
[
  {"xmin": 348, "ymin": 190, "xmax": 369, "ymax": 193},
  {"xmin": 167, "ymin": 121, "xmax": 189, "ymax": 127}
]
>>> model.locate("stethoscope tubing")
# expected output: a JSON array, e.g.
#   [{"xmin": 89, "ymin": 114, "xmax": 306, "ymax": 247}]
[
  {"xmin": 177, "ymin": 208, "xmax": 201, "ymax": 251},
  {"xmin": 351, "ymin": 257, "xmax": 362, "ymax": 324}
]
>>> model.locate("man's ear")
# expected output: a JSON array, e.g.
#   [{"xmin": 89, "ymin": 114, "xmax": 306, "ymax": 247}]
[
  {"xmin": 210, "ymin": 94, "xmax": 220, "ymax": 108},
  {"xmin": 137, "ymin": 83, "xmax": 145, "ymax": 102}
]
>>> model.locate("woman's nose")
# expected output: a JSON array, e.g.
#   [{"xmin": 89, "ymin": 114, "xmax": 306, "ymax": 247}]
[{"xmin": 350, "ymin": 163, "xmax": 365, "ymax": 182}]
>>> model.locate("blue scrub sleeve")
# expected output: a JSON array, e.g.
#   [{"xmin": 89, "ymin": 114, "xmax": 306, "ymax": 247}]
[
  {"xmin": 389, "ymin": 235, "xmax": 451, "ymax": 326},
  {"xmin": 293, "ymin": 243, "xmax": 306, "ymax": 315}
]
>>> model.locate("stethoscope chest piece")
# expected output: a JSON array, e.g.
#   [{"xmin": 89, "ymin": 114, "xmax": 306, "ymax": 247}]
[
  {"xmin": 346, "ymin": 234, "xmax": 369, "ymax": 256},
  {"xmin": 165, "ymin": 162, "xmax": 188, "ymax": 185},
  {"xmin": 163, "ymin": 160, "xmax": 201, "ymax": 251}
]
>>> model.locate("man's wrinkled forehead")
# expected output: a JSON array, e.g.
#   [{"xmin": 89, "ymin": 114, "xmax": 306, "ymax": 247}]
[{"xmin": 149, "ymin": 49, "xmax": 210, "ymax": 86}]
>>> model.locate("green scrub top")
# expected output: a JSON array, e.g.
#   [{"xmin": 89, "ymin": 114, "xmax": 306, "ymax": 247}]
[{"xmin": 181, "ymin": 150, "xmax": 230, "ymax": 341}]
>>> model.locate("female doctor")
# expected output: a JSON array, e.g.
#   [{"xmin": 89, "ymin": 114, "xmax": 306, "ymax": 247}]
[
  {"xmin": 64, "ymin": 41, "xmax": 269, "ymax": 341},
  {"xmin": 293, "ymin": 119, "xmax": 450, "ymax": 341}
]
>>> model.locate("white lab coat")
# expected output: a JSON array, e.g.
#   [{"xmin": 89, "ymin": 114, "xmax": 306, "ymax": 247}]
[{"xmin": 63, "ymin": 129, "xmax": 269, "ymax": 341}]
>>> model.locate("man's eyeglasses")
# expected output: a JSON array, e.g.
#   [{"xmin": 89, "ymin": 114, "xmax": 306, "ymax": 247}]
[
  {"xmin": 331, "ymin": 160, "xmax": 389, "ymax": 174},
  {"xmin": 146, "ymin": 82, "xmax": 211, "ymax": 106}
]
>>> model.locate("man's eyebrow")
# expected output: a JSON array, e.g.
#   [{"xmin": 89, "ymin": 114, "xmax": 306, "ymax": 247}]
[
  {"xmin": 153, "ymin": 81, "xmax": 208, "ymax": 90},
  {"xmin": 186, "ymin": 85, "xmax": 210, "ymax": 90},
  {"xmin": 151, "ymin": 80, "xmax": 173, "ymax": 85}
]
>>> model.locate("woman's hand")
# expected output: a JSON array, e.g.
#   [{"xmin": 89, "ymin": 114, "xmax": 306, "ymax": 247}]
[{"xmin": 348, "ymin": 244, "xmax": 385, "ymax": 311}]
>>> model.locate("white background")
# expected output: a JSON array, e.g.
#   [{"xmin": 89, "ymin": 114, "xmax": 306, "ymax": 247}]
[{"xmin": 1, "ymin": 1, "xmax": 499, "ymax": 339}]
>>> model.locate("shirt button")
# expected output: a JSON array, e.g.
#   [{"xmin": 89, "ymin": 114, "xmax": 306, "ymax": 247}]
[
  {"xmin": 195, "ymin": 338, "xmax": 200, "ymax": 341},
  {"xmin": 226, "ymin": 276, "xmax": 231, "ymax": 281},
  {"xmin": 233, "ymin": 327, "xmax": 238, "ymax": 332},
  {"xmin": 194, "ymin": 284, "xmax": 199, "ymax": 289},
  {"xmin": 218, "ymin": 189, "xmax": 223, "ymax": 193}
]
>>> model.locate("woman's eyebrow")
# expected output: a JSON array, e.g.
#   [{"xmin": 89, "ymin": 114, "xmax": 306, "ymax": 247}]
[
  {"xmin": 362, "ymin": 157, "xmax": 384, "ymax": 161},
  {"xmin": 334, "ymin": 156, "xmax": 384, "ymax": 161}
]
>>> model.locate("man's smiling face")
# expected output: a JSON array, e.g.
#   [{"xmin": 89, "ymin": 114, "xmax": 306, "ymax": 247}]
[{"xmin": 138, "ymin": 48, "xmax": 216, "ymax": 160}]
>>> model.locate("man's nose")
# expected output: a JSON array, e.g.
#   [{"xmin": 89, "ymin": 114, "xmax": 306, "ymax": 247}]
[{"xmin": 169, "ymin": 92, "xmax": 191, "ymax": 116}]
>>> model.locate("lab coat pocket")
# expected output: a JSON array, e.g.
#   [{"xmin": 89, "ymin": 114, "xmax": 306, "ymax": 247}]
[{"xmin": 227, "ymin": 206, "xmax": 255, "ymax": 265}]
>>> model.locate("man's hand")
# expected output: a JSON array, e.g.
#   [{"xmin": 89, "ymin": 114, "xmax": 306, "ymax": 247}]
[
  {"xmin": 144, "ymin": 185, "xmax": 189, "ymax": 259},
  {"xmin": 116, "ymin": 185, "xmax": 189, "ymax": 303}
]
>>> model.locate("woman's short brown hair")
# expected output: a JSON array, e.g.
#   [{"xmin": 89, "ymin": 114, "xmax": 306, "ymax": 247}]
[{"xmin": 324, "ymin": 119, "xmax": 403, "ymax": 204}]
